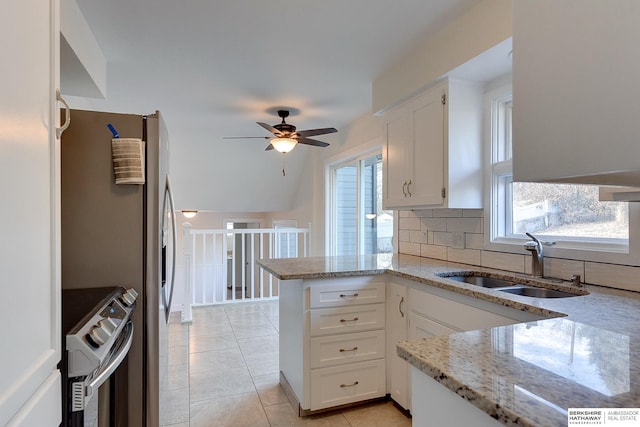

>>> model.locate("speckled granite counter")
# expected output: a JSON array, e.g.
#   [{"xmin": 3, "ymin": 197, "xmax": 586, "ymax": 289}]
[{"xmin": 258, "ymin": 253, "xmax": 640, "ymax": 427}]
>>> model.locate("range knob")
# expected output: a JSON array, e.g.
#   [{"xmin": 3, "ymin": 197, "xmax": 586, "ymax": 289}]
[
  {"xmin": 120, "ymin": 288, "xmax": 138, "ymax": 307},
  {"xmin": 99, "ymin": 318, "xmax": 118, "ymax": 334},
  {"xmin": 88, "ymin": 319, "xmax": 115, "ymax": 347}
]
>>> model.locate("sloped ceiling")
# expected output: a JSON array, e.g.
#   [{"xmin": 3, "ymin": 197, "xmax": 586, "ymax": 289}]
[{"xmin": 65, "ymin": 0, "xmax": 482, "ymax": 212}]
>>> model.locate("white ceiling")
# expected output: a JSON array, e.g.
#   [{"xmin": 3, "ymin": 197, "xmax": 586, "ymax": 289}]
[{"xmin": 67, "ymin": 0, "xmax": 483, "ymax": 212}]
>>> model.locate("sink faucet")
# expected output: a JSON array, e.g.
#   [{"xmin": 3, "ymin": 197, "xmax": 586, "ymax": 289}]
[{"xmin": 524, "ymin": 232, "xmax": 544, "ymax": 277}]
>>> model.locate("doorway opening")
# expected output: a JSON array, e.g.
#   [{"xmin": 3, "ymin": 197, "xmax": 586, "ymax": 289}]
[{"xmin": 226, "ymin": 221, "xmax": 261, "ymax": 300}]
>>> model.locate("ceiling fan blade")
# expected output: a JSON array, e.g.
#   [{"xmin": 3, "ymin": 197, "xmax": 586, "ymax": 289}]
[
  {"xmin": 295, "ymin": 127, "xmax": 337, "ymax": 138},
  {"xmin": 297, "ymin": 137, "xmax": 330, "ymax": 148},
  {"xmin": 265, "ymin": 143, "xmax": 274, "ymax": 151},
  {"xmin": 257, "ymin": 122, "xmax": 282, "ymax": 136},
  {"xmin": 223, "ymin": 136, "xmax": 271, "ymax": 139}
]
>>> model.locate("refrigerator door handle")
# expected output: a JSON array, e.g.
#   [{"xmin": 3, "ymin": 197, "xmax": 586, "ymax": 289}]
[{"xmin": 162, "ymin": 175, "xmax": 177, "ymax": 323}]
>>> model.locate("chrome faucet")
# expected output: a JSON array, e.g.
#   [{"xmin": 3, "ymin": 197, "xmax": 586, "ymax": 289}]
[{"xmin": 524, "ymin": 232, "xmax": 544, "ymax": 277}]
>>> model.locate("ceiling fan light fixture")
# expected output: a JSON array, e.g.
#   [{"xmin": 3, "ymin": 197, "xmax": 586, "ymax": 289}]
[{"xmin": 271, "ymin": 137, "xmax": 298, "ymax": 153}]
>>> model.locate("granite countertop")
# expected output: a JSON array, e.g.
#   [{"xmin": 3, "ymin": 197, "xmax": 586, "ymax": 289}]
[{"xmin": 258, "ymin": 253, "xmax": 640, "ymax": 427}]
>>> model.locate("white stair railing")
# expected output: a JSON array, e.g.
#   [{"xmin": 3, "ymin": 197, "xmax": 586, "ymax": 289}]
[{"xmin": 181, "ymin": 226, "xmax": 309, "ymax": 314}]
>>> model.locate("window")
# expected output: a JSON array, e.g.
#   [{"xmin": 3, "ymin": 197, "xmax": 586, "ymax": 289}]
[
  {"xmin": 329, "ymin": 152, "xmax": 393, "ymax": 256},
  {"xmin": 488, "ymin": 84, "xmax": 629, "ymax": 248}
]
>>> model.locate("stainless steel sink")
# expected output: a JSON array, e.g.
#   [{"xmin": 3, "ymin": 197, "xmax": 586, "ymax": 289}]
[
  {"xmin": 445, "ymin": 275, "xmax": 517, "ymax": 288},
  {"xmin": 497, "ymin": 286, "xmax": 578, "ymax": 298},
  {"xmin": 441, "ymin": 272, "xmax": 582, "ymax": 298}
]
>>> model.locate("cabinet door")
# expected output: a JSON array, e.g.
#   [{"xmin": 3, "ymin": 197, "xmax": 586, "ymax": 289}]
[
  {"xmin": 0, "ymin": 0, "xmax": 61, "ymax": 425},
  {"xmin": 410, "ymin": 84, "xmax": 446, "ymax": 207},
  {"xmin": 386, "ymin": 282, "xmax": 409, "ymax": 410},
  {"xmin": 513, "ymin": 0, "xmax": 640, "ymax": 185},
  {"xmin": 383, "ymin": 106, "xmax": 413, "ymax": 209},
  {"xmin": 383, "ymin": 82, "xmax": 447, "ymax": 209}
]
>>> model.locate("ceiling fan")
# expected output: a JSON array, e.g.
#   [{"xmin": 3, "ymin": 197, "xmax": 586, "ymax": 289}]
[{"xmin": 224, "ymin": 109, "xmax": 337, "ymax": 154}]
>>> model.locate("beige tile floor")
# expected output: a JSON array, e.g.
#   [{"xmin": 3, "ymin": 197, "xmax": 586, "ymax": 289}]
[{"xmin": 163, "ymin": 300, "xmax": 412, "ymax": 427}]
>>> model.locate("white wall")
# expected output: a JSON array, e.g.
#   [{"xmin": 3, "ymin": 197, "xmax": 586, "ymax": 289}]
[{"xmin": 372, "ymin": 0, "xmax": 512, "ymax": 113}]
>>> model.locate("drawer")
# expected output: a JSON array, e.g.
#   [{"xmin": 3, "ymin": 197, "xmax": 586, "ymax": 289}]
[
  {"xmin": 310, "ymin": 330, "xmax": 385, "ymax": 369},
  {"xmin": 310, "ymin": 359, "xmax": 385, "ymax": 410},
  {"xmin": 409, "ymin": 288, "xmax": 519, "ymax": 332},
  {"xmin": 409, "ymin": 313, "xmax": 459, "ymax": 339},
  {"xmin": 310, "ymin": 304, "xmax": 385, "ymax": 337},
  {"xmin": 309, "ymin": 281, "xmax": 385, "ymax": 308}
]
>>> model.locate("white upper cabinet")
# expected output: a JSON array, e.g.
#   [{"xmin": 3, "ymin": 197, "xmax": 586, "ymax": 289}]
[
  {"xmin": 383, "ymin": 79, "xmax": 484, "ymax": 210},
  {"xmin": 0, "ymin": 0, "xmax": 61, "ymax": 426},
  {"xmin": 383, "ymin": 85, "xmax": 443, "ymax": 209},
  {"xmin": 513, "ymin": 0, "xmax": 640, "ymax": 186}
]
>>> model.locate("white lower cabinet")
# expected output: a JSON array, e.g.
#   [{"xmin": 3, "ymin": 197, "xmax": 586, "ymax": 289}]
[
  {"xmin": 308, "ymin": 278, "xmax": 386, "ymax": 411},
  {"xmin": 279, "ymin": 276, "xmax": 387, "ymax": 412},
  {"xmin": 411, "ymin": 366, "xmax": 503, "ymax": 427},
  {"xmin": 386, "ymin": 281, "xmax": 410, "ymax": 410},
  {"xmin": 310, "ymin": 359, "xmax": 386, "ymax": 410},
  {"xmin": 407, "ymin": 285, "xmax": 532, "ymax": 335},
  {"xmin": 279, "ymin": 274, "xmax": 543, "ymax": 415},
  {"xmin": 388, "ymin": 277, "xmax": 545, "ymax": 414}
]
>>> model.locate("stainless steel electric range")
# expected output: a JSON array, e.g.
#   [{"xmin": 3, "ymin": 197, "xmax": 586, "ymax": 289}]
[{"xmin": 60, "ymin": 286, "xmax": 137, "ymax": 427}]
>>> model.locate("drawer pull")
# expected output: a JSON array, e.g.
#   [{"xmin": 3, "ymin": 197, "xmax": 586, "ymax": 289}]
[
  {"xmin": 339, "ymin": 347, "xmax": 358, "ymax": 353},
  {"xmin": 340, "ymin": 381, "xmax": 359, "ymax": 388},
  {"xmin": 340, "ymin": 317, "xmax": 359, "ymax": 323},
  {"xmin": 339, "ymin": 293, "xmax": 359, "ymax": 298}
]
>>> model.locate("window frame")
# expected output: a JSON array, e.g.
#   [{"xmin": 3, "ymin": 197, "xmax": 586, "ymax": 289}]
[
  {"xmin": 483, "ymin": 79, "xmax": 640, "ymax": 265},
  {"xmin": 325, "ymin": 144, "xmax": 389, "ymax": 257}
]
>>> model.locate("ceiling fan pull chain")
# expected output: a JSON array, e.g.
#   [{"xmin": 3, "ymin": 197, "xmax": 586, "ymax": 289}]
[{"xmin": 282, "ymin": 155, "xmax": 286, "ymax": 176}]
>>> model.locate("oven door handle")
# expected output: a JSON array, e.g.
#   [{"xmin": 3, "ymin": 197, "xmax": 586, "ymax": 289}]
[{"xmin": 86, "ymin": 322, "xmax": 134, "ymax": 397}]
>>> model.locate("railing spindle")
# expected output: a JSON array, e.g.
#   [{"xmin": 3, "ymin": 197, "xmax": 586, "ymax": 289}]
[{"xmin": 185, "ymin": 227, "xmax": 308, "ymax": 306}]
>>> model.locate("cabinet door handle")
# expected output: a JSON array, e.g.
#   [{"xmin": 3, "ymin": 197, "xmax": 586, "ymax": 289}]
[
  {"xmin": 407, "ymin": 180, "xmax": 412, "ymax": 197},
  {"xmin": 339, "ymin": 293, "xmax": 359, "ymax": 298},
  {"xmin": 340, "ymin": 381, "xmax": 359, "ymax": 388},
  {"xmin": 56, "ymin": 89, "xmax": 71, "ymax": 139},
  {"xmin": 340, "ymin": 317, "xmax": 359, "ymax": 323},
  {"xmin": 399, "ymin": 296, "xmax": 405, "ymax": 318},
  {"xmin": 402, "ymin": 181, "xmax": 408, "ymax": 197},
  {"xmin": 339, "ymin": 347, "xmax": 358, "ymax": 353}
]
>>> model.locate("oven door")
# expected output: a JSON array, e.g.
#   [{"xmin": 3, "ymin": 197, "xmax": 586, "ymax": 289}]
[
  {"xmin": 85, "ymin": 321, "xmax": 134, "ymax": 400},
  {"xmin": 66, "ymin": 321, "xmax": 134, "ymax": 427}
]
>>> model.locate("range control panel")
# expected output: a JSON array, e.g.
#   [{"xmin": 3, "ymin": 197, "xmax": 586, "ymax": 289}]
[{"xmin": 65, "ymin": 287, "xmax": 137, "ymax": 378}]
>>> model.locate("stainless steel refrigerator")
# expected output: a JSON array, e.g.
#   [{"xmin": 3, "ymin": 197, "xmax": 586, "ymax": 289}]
[{"xmin": 61, "ymin": 109, "xmax": 176, "ymax": 426}]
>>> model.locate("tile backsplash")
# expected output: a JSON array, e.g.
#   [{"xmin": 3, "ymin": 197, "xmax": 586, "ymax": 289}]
[{"xmin": 398, "ymin": 209, "xmax": 640, "ymax": 293}]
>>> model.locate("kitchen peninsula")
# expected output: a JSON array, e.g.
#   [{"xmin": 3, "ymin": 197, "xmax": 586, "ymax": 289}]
[{"xmin": 258, "ymin": 254, "xmax": 640, "ymax": 427}]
